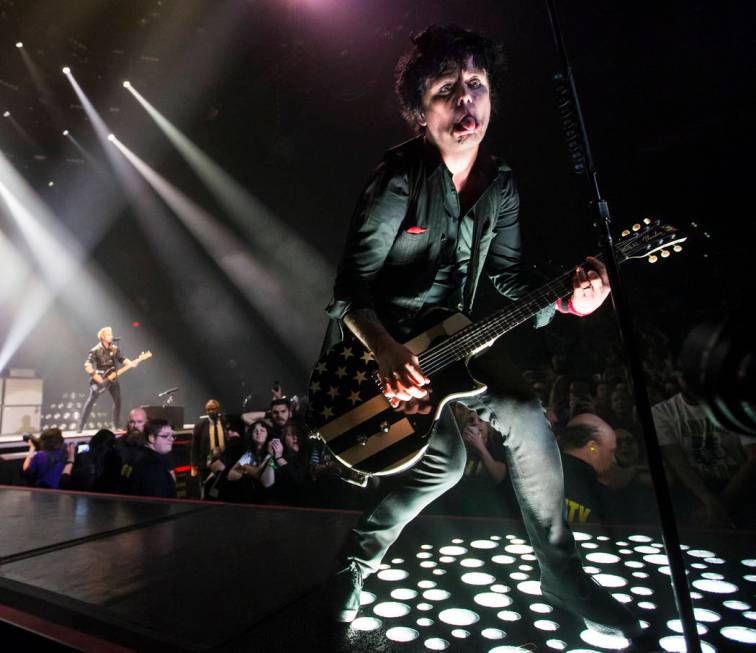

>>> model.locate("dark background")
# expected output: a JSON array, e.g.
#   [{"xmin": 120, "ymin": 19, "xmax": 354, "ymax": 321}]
[{"xmin": 0, "ymin": 0, "xmax": 753, "ymax": 422}]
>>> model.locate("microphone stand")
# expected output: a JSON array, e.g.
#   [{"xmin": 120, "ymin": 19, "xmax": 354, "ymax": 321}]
[{"xmin": 543, "ymin": 2, "xmax": 701, "ymax": 652}]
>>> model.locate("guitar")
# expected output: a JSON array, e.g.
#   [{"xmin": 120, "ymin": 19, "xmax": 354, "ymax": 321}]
[
  {"xmin": 90, "ymin": 351, "xmax": 152, "ymax": 395},
  {"xmin": 307, "ymin": 220, "xmax": 686, "ymax": 477}
]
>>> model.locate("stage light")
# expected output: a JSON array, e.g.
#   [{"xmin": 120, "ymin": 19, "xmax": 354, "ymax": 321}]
[
  {"xmin": 123, "ymin": 80, "xmax": 131, "ymax": 88},
  {"xmin": 107, "ymin": 133, "xmax": 116, "ymax": 142},
  {"xmin": 47, "ymin": 181, "xmax": 54, "ymax": 187},
  {"xmin": 62, "ymin": 129, "xmax": 69, "ymax": 136},
  {"xmin": 2, "ymin": 111, "xmax": 9, "ymax": 118},
  {"xmin": 62, "ymin": 66, "xmax": 71, "ymax": 75},
  {"xmin": 16, "ymin": 42, "xmax": 23, "ymax": 48}
]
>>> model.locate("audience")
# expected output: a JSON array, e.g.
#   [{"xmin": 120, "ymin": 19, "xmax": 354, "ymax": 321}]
[
  {"xmin": 60, "ymin": 428, "xmax": 115, "ymax": 492},
  {"xmin": 22, "ymin": 428, "xmax": 67, "ymax": 489},
  {"xmin": 270, "ymin": 422, "xmax": 309, "ymax": 506},
  {"xmin": 227, "ymin": 420, "xmax": 275, "ymax": 503},
  {"xmin": 131, "ymin": 419, "xmax": 177, "ymax": 499}
]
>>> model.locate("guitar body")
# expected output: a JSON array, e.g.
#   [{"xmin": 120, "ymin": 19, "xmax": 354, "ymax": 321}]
[
  {"xmin": 89, "ymin": 351, "xmax": 152, "ymax": 396},
  {"xmin": 308, "ymin": 309, "xmax": 487, "ymax": 476}
]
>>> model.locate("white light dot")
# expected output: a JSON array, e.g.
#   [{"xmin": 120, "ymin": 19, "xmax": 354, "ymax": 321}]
[
  {"xmin": 16, "ymin": 41, "xmax": 23, "ymax": 48},
  {"xmin": 637, "ymin": 601, "xmax": 656, "ymax": 610},
  {"xmin": 630, "ymin": 586, "xmax": 653, "ymax": 596},
  {"xmin": 529, "ymin": 603, "xmax": 553, "ymax": 614},
  {"xmin": 496, "ymin": 610, "xmax": 522, "ymax": 622},
  {"xmin": 667, "ymin": 619, "xmax": 707, "ymax": 634},
  {"xmin": 420, "ymin": 561, "xmax": 437, "ymax": 568},
  {"xmin": 391, "ymin": 588, "xmax": 417, "ymax": 600},
  {"xmin": 546, "ymin": 639, "xmax": 567, "ymax": 650},
  {"xmin": 440, "ymin": 546, "xmax": 467, "ymax": 556},
  {"xmin": 418, "ymin": 580, "xmax": 436, "ymax": 589},
  {"xmin": 452, "ymin": 538, "xmax": 464, "ymax": 544},
  {"xmin": 693, "ymin": 608, "xmax": 721, "ymax": 623},
  {"xmin": 516, "ymin": 580, "xmax": 542, "ymax": 595},
  {"xmin": 612, "ymin": 593, "xmax": 633, "ymax": 604},
  {"xmin": 580, "ymin": 628, "xmax": 631, "ymax": 650},
  {"xmin": 691, "ymin": 562, "xmax": 707, "ymax": 569},
  {"xmin": 474, "ymin": 592, "xmax": 513, "ymax": 608},
  {"xmin": 424, "ymin": 637, "xmax": 449, "ymax": 650},
  {"xmin": 573, "ymin": 531, "xmax": 592, "ymax": 541},
  {"xmin": 742, "ymin": 559, "xmax": 756, "ymax": 567},
  {"xmin": 373, "ymin": 601, "xmax": 410, "ymax": 618},
  {"xmin": 433, "ymin": 568, "xmax": 446, "ymax": 576},
  {"xmin": 687, "ymin": 549, "xmax": 716, "ymax": 558},
  {"xmin": 492, "ymin": 555, "xmax": 517, "ymax": 565},
  {"xmin": 62, "ymin": 129, "xmax": 69, "ymax": 136},
  {"xmin": 461, "ymin": 572, "xmax": 496, "ymax": 586},
  {"xmin": 628, "ymin": 534, "xmax": 652, "ymax": 542},
  {"xmin": 491, "ymin": 535, "xmax": 502, "ymax": 541},
  {"xmin": 745, "ymin": 611, "xmax": 756, "ymax": 621},
  {"xmin": 624, "ymin": 560, "xmax": 644, "ymax": 569},
  {"xmin": 487, "ymin": 647, "xmax": 531, "ymax": 652},
  {"xmin": 417, "ymin": 602, "xmax": 433, "ymax": 611},
  {"xmin": 62, "ymin": 66, "xmax": 71, "ymax": 74},
  {"xmin": 451, "ymin": 629, "xmax": 470, "ymax": 638},
  {"xmin": 721, "ymin": 626, "xmax": 756, "ymax": 644},
  {"xmin": 632, "ymin": 572, "xmax": 649, "ymax": 579},
  {"xmin": 417, "ymin": 617, "xmax": 433, "ymax": 627},
  {"xmin": 586, "ymin": 552, "xmax": 621, "ymax": 564},
  {"xmin": 359, "ymin": 591, "xmax": 376, "ymax": 606},
  {"xmin": 583, "ymin": 566, "xmax": 600, "ymax": 575},
  {"xmin": 351, "ymin": 616, "xmax": 381, "ymax": 631},
  {"xmin": 386, "ymin": 626, "xmax": 418, "ymax": 642},
  {"xmin": 704, "ymin": 557, "xmax": 724, "ymax": 564},
  {"xmin": 439, "ymin": 556, "xmax": 455, "ymax": 563},
  {"xmin": 534, "ymin": 619, "xmax": 559, "ymax": 631},
  {"xmin": 701, "ymin": 572, "xmax": 724, "ymax": 580},
  {"xmin": 522, "ymin": 554, "xmax": 537, "ymax": 561},
  {"xmin": 504, "ymin": 544, "xmax": 533, "ymax": 554},
  {"xmin": 491, "ymin": 584, "xmax": 510, "ymax": 593},
  {"xmin": 643, "ymin": 554, "xmax": 669, "ymax": 565},
  {"xmin": 391, "ymin": 558, "xmax": 404, "ymax": 564},
  {"xmin": 417, "ymin": 552, "xmax": 433, "ymax": 559},
  {"xmin": 438, "ymin": 608, "xmax": 479, "ymax": 626},
  {"xmin": 745, "ymin": 574, "xmax": 756, "ymax": 582},
  {"xmin": 594, "ymin": 574, "xmax": 628, "ymax": 588},
  {"xmin": 634, "ymin": 545, "xmax": 658, "ymax": 554},
  {"xmin": 658, "ymin": 635, "xmax": 716, "ymax": 652},
  {"xmin": 423, "ymin": 589, "xmax": 451, "ymax": 601},
  {"xmin": 581, "ymin": 542, "xmax": 599, "ymax": 549},
  {"xmin": 619, "ymin": 548, "xmax": 633, "ymax": 555},
  {"xmin": 482, "ymin": 628, "xmax": 506, "ymax": 639},
  {"xmin": 460, "ymin": 558, "xmax": 484, "ymax": 568},
  {"xmin": 692, "ymin": 579, "xmax": 738, "ymax": 594},
  {"xmin": 723, "ymin": 600, "xmax": 750, "ymax": 610},
  {"xmin": 421, "ymin": 544, "xmax": 433, "ymax": 549},
  {"xmin": 378, "ymin": 568, "xmax": 409, "ymax": 581},
  {"xmin": 510, "ymin": 572, "xmax": 529, "ymax": 581},
  {"xmin": 519, "ymin": 564, "xmax": 534, "ymax": 571},
  {"xmin": 471, "ymin": 539, "xmax": 498, "ymax": 549},
  {"xmin": 122, "ymin": 80, "xmax": 131, "ymax": 88}
]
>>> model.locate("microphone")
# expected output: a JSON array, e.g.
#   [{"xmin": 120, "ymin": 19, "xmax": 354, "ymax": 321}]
[
  {"xmin": 112, "ymin": 337, "xmax": 121, "ymax": 341},
  {"xmin": 157, "ymin": 386, "xmax": 179, "ymax": 397}
]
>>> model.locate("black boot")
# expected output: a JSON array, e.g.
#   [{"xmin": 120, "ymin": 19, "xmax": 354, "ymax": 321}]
[
  {"xmin": 327, "ymin": 560, "xmax": 363, "ymax": 623},
  {"xmin": 541, "ymin": 575, "xmax": 643, "ymax": 639}
]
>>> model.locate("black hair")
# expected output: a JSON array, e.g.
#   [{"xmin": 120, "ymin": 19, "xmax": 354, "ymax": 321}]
[
  {"xmin": 270, "ymin": 397, "xmax": 291, "ymax": 411},
  {"xmin": 145, "ymin": 418, "xmax": 171, "ymax": 441},
  {"xmin": 395, "ymin": 24, "xmax": 506, "ymax": 132}
]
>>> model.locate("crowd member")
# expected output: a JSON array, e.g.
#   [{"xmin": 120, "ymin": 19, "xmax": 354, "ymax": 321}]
[
  {"xmin": 557, "ymin": 413, "xmax": 617, "ymax": 525},
  {"xmin": 653, "ymin": 384, "xmax": 756, "ymax": 527},
  {"xmin": 270, "ymin": 422, "xmax": 309, "ymax": 506},
  {"xmin": 131, "ymin": 419, "xmax": 177, "ymax": 498},
  {"xmin": 22, "ymin": 428, "xmax": 67, "ymax": 489},
  {"xmin": 110, "ymin": 407, "xmax": 149, "ymax": 494},
  {"xmin": 605, "ymin": 386, "xmax": 640, "ymax": 435},
  {"xmin": 60, "ymin": 429, "xmax": 115, "ymax": 492},
  {"xmin": 227, "ymin": 420, "xmax": 275, "ymax": 503},
  {"xmin": 201, "ymin": 416, "xmax": 246, "ymax": 501},
  {"xmin": 191, "ymin": 399, "xmax": 231, "ymax": 494}
]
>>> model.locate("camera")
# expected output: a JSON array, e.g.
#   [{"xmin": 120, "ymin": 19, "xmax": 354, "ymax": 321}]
[{"xmin": 76, "ymin": 443, "xmax": 90, "ymax": 454}]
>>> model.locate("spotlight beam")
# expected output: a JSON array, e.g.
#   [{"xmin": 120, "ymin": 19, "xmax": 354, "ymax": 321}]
[
  {"xmin": 109, "ymin": 136, "xmax": 322, "ymax": 366},
  {"xmin": 123, "ymin": 84, "xmax": 333, "ymax": 301}
]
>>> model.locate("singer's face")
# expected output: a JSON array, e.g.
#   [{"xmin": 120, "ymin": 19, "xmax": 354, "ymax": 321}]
[{"xmin": 100, "ymin": 328, "xmax": 113, "ymax": 345}]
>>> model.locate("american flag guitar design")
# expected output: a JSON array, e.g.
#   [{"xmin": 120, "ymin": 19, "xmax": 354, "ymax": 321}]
[{"xmin": 308, "ymin": 220, "xmax": 686, "ymax": 477}]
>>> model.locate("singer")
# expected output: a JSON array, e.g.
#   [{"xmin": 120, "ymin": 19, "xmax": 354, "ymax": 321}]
[{"xmin": 78, "ymin": 326, "xmax": 135, "ymax": 432}]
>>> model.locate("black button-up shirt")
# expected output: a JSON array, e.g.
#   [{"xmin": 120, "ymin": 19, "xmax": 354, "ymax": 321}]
[
  {"xmin": 85, "ymin": 343, "xmax": 125, "ymax": 374},
  {"xmin": 326, "ymin": 137, "xmax": 554, "ymax": 340}
]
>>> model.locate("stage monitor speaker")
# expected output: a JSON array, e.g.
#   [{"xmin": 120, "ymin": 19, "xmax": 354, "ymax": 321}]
[
  {"xmin": 3, "ymin": 378, "xmax": 43, "ymax": 406},
  {"xmin": 1, "ymin": 405, "xmax": 41, "ymax": 435},
  {"xmin": 143, "ymin": 405, "xmax": 184, "ymax": 429}
]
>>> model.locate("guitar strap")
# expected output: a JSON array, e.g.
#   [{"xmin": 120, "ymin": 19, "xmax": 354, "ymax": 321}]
[{"xmin": 461, "ymin": 190, "xmax": 489, "ymax": 315}]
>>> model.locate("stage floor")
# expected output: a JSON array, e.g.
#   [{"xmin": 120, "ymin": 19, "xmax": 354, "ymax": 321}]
[{"xmin": 0, "ymin": 487, "xmax": 754, "ymax": 652}]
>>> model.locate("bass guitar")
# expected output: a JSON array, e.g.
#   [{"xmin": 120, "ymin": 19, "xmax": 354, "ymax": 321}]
[
  {"xmin": 90, "ymin": 351, "xmax": 152, "ymax": 395},
  {"xmin": 307, "ymin": 220, "xmax": 685, "ymax": 477}
]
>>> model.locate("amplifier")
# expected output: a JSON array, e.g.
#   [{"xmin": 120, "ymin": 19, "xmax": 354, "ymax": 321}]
[{"xmin": 142, "ymin": 405, "xmax": 185, "ymax": 429}]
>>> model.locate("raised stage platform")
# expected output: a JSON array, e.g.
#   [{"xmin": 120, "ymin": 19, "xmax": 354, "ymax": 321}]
[{"xmin": 0, "ymin": 486, "xmax": 754, "ymax": 652}]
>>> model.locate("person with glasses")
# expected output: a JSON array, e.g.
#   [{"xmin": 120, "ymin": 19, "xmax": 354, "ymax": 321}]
[{"xmin": 132, "ymin": 419, "xmax": 177, "ymax": 498}]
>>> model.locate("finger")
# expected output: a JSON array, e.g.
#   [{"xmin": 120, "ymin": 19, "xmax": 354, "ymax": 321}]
[
  {"xmin": 573, "ymin": 266, "xmax": 589, "ymax": 290},
  {"xmin": 586, "ymin": 270, "xmax": 602, "ymax": 292},
  {"xmin": 586, "ymin": 255, "xmax": 610, "ymax": 286},
  {"xmin": 405, "ymin": 361, "xmax": 429, "ymax": 386},
  {"xmin": 393, "ymin": 382, "xmax": 413, "ymax": 402}
]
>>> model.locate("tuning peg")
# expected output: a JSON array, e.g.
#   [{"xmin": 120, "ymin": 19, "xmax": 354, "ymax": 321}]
[
  {"xmin": 632, "ymin": 223, "xmax": 641, "ymax": 232},
  {"xmin": 673, "ymin": 245, "xmax": 683, "ymax": 253},
  {"xmin": 643, "ymin": 217, "xmax": 651, "ymax": 225},
  {"xmin": 660, "ymin": 249, "xmax": 670, "ymax": 258},
  {"xmin": 648, "ymin": 255, "xmax": 658, "ymax": 263},
  {"xmin": 621, "ymin": 229, "xmax": 631, "ymax": 237}
]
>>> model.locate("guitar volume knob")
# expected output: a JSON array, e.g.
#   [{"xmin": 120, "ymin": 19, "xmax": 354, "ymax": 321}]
[{"xmin": 380, "ymin": 420, "xmax": 390, "ymax": 433}]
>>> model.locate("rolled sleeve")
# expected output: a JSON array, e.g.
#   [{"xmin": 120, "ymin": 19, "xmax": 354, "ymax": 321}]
[{"xmin": 326, "ymin": 159, "xmax": 410, "ymax": 320}]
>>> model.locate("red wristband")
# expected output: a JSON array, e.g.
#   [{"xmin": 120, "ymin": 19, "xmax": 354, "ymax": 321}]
[{"xmin": 555, "ymin": 297, "xmax": 589, "ymax": 317}]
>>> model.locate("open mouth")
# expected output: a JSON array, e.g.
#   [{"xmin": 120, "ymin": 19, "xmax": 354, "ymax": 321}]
[{"xmin": 453, "ymin": 114, "xmax": 478, "ymax": 134}]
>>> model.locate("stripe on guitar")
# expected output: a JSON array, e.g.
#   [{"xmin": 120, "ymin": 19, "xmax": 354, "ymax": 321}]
[
  {"xmin": 346, "ymin": 427, "xmax": 431, "ymax": 475},
  {"xmin": 318, "ymin": 394, "xmax": 389, "ymax": 443},
  {"xmin": 402, "ymin": 312, "xmax": 471, "ymax": 354},
  {"xmin": 335, "ymin": 417, "xmax": 415, "ymax": 466}
]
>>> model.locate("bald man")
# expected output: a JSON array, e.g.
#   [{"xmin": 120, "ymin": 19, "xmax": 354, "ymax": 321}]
[{"xmin": 557, "ymin": 413, "xmax": 617, "ymax": 525}]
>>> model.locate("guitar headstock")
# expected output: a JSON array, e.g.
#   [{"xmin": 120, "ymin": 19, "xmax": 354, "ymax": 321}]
[
  {"xmin": 137, "ymin": 351, "xmax": 152, "ymax": 362},
  {"xmin": 616, "ymin": 218, "xmax": 687, "ymax": 264}
]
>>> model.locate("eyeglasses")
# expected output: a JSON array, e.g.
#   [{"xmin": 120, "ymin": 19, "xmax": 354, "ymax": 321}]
[{"xmin": 157, "ymin": 433, "xmax": 175, "ymax": 440}]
